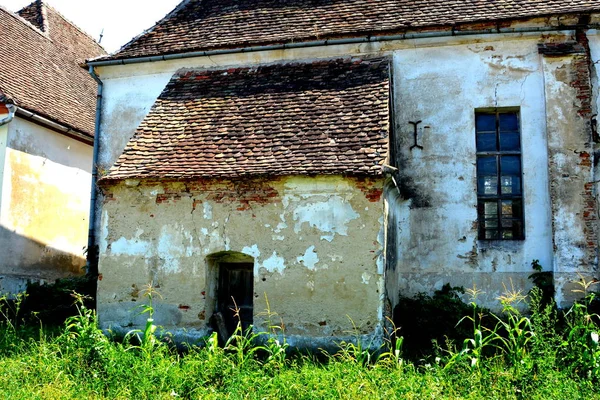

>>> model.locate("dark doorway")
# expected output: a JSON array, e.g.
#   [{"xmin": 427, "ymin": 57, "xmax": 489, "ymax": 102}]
[{"xmin": 217, "ymin": 262, "xmax": 254, "ymax": 337}]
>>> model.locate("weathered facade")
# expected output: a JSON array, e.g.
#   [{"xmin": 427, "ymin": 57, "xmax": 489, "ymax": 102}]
[
  {"xmin": 0, "ymin": 1, "xmax": 105, "ymax": 292},
  {"xmin": 89, "ymin": 0, "xmax": 600, "ymax": 346}
]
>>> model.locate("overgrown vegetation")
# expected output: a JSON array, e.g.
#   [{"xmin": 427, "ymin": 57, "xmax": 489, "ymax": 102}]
[{"xmin": 0, "ymin": 270, "xmax": 599, "ymax": 399}]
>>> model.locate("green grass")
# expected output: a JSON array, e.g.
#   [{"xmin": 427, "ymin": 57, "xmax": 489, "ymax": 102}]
[{"xmin": 0, "ymin": 282, "xmax": 598, "ymax": 399}]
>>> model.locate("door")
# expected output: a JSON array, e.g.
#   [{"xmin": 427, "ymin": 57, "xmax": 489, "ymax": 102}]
[{"xmin": 217, "ymin": 262, "xmax": 254, "ymax": 337}]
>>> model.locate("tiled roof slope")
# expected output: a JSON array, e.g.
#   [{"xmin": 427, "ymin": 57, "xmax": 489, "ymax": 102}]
[
  {"xmin": 106, "ymin": 58, "xmax": 389, "ymax": 180},
  {"xmin": 0, "ymin": 2, "xmax": 105, "ymax": 137},
  {"xmin": 103, "ymin": 0, "xmax": 600, "ymax": 61}
]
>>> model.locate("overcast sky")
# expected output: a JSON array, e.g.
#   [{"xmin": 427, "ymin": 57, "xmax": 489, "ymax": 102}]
[{"xmin": 4, "ymin": 0, "xmax": 183, "ymax": 53}]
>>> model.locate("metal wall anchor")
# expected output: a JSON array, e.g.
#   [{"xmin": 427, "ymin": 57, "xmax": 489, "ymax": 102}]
[{"xmin": 409, "ymin": 120, "xmax": 423, "ymax": 150}]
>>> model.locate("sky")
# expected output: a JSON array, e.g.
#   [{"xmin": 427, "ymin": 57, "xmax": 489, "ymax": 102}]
[{"xmin": 4, "ymin": 0, "xmax": 184, "ymax": 53}]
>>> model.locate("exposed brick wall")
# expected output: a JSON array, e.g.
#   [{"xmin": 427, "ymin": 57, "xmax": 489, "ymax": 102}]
[
  {"xmin": 539, "ymin": 32, "xmax": 598, "ymax": 270},
  {"xmin": 154, "ymin": 178, "xmax": 283, "ymax": 211},
  {"xmin": 0, "ymin": 103, "xmax": 8, "ymax": 114},
  {"xmin": 104, "ymin": 176, "xmax": 385, "ymax": 210},
  {"xmin": 573, "ymin": 31, "xmax": 598, "ymax": 269}
]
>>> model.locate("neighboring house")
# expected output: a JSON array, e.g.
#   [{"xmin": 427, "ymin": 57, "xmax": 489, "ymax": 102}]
[
  {"xmin": 0, "ymin": 1, "xmax": 105, "ymax": 293},
  {"xmin": 88, "ymin": 0, "xmax": 600, "ymax": 347}
]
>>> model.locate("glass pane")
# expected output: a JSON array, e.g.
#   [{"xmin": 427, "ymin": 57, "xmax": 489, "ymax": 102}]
[
  {"xmin": 501, "ymin": 219, "xmax": 514, "ymax": 228},
  {"xmin": 502, "ymin": 230, "xmax": 514, "ymax": 239},
  {"xmin": 477, "ymin": 157, "xmax": 497, "ymax": 175},
  {"xmin": 501, "ymin": 156, "xmax": 521, "ymax": 175},
  {"xmin": 477, "ymin": 132, "xmax": 497, "ymax": 152},
  {"xmin": 484, "ymin": 201, "xmax": 498, "ymax": 217},
  {"xmin": 476, "ymin": 114, "xmax": 496, "ymax": 132},
  {"xmin": 513, "ymin": 220, "xmax": 524, "ymax": 239},
  {"xmin": 499, "ymin": 132, "xmax": 520, "ymax": 151},
  {"xmin": 499, "ymin": 113, "xmax": 519, "ymax": 131},
  {"xmin": 511, "ymin": 199, "xmax": 523, "ymax": 219},
  {"xmin": 501, "ymin": 176, "xmax": 513, "ymax": 194},
  {"xmin": 485, "ymin": 230, "xmax": 499, "ymax": 239},
  {"xmin": 485, "ymin": 219, "xmax": 498, "ymax": 229},
  {"xmin": 501, "ymin": 200, "xmax": 513, "ymax": 217},
  {"xmin": 478, "ymin": 177, "xmax": 498, "ymax": 195},
  {"xmin": 501, "ymin": 176, "xmax": 521, "ymax": 195}
]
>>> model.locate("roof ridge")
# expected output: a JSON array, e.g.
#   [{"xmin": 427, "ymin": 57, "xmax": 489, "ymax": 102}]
[
  {"xmin": 42, "ymin": 2, "xmax": 105, "ymax": 53},
  {"xmin": 108, "ymin": 0, "xmax": 194, "ymax": 57},
  {"xmin": 1, "ymin": 3, "xmax": 50, "ymax": 40}
]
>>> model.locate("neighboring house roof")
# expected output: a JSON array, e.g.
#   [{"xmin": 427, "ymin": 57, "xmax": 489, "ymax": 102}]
[
  {"xmin": 0, "ymin": 1, "xmax": 105, "ymax": 137},
  {"xmin": 97, "ymin": 0, "xmax": 600, "ymax": 62},
  {"xmin": 105, "ymin": 58, "xmax": 390, "ymax": 180}
]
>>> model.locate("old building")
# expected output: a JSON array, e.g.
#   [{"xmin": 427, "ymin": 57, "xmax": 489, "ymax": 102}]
[
  {"xmin": 88, "ymin": 0, "xmax": 600, "ymax": 347},
  {"xmin": 0, "ymin": 1, "xmax": 105, "ymax": 293}
]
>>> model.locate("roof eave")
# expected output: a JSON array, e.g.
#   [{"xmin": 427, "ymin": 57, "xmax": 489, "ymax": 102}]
[{"xmin": 87, "ymin": 12, "xmax": 600, "ymax": 67}]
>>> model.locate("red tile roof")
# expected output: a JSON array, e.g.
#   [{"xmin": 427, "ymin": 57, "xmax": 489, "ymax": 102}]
[
  {"xmin": 99, "ymin": 0, "xmax": 600, "ymax": 61},
  {"xmin": 105, "ymin": 58, "xmax": 390, "ymax": 180},
  {"xmin": 0, "ymin": 1, "xmax": 105, "ymax": 137}
]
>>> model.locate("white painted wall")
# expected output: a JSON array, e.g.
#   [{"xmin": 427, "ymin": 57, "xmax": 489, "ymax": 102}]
[
  {"xmin": 389, "ymin": 37, "xmax": 554, "ymax": 306},
  {"xmin": 0, "ymin": 117, "xmax": 92, "ymax": 284},
  {"xmin": 0, "ymin": 112, "xmax": 8, "ymax": 217},
  {"xmin": 95, "ymin": 28, "xmax": 597, "ymax": 310}
]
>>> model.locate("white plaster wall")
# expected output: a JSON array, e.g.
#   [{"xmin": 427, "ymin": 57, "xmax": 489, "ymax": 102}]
[
  {"xmin": 95, "ymin": 30, "xmax": 594, "ymax": 311},
  {"xmin": 0, "ymin": 114, "xmax": 8, "ymax": 216},
  {"xmin": 390, "ymin": 38, "xmax": 554, "ymax": 306},
  {"xmin": 0, "ymin": 117, "xmax": 92, "ymax": 281},
  {"xmin": 95, "ymin": 31, "xmax": 567, "ymax": 172},
  {"xmin": 97, "ymin": 176, "xmax": 385, "ymax": 346}
]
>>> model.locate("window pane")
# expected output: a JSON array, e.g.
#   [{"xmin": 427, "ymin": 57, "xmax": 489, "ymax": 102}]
[
  {"xmin": 476, "ymin": 114, "xmax": 496, "ymax": 132},
  {"xmin": 502, "ymin": 230, "xmax": 514, "ymax": 239},
  {"xmin": 501, "ymin": 156, "xmax": 521, "ymax": 175},
  {"xmin": 501, "ymin": 175, "xmax": 521, "ymax": 195},
  {"xmin": 499, "ymin": 132, "xmax": 520, "ymax": 151},
  {"xmin": 501, "ymin": 176, "xmax": 513, "ymax": 194},
  {"xmin": 485, "ymin": 230, "xmax": 499, "ymax": 239},
  {"xmin": 478, "ymin": 177, "xmax": 498, "ymax": 195},
  {"xmin": 499, "ymin": 113, "xmax": 519, "ymax": 131},
  {"xmin": 511, "ymin": 199, "xmax": 523, "ymax": 219},
  {"xmin": 477, "ymin": 132, "xmax": 497, "ymax": 151},
  {"xmin": 485, "ymin": 219, "xmax": 498, "ymax": 229},
  {"xmin": 483, "ymin": 201, "xmax": 498, "ymax": 217},
  {"xmin": 477, "ymin": 157, "xmax": 497, "ymax": 175},
  {"xmin": 501, "ymin": 200, "xmax": 513, "ymax": 217}
]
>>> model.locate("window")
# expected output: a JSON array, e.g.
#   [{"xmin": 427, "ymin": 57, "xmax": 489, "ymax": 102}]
[{"xmin": 476, "ymin": 110, "xmax": 524, "ymax": 240}]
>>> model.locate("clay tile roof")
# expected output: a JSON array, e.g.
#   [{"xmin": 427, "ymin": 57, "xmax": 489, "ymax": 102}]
[
  {"xmin": 0, "ymin": 1, "xmax": 106, "ymax": 137},
  {"xmin": 97, "ymin": 0, "xmax": 600, "ymax": 62},
  {"xmin": 105, "ymin": 58, "xmax": 390, "ymax": 180}
]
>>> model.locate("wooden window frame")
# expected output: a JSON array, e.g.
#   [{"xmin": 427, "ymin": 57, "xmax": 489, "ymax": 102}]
[{"xmin": 475, "ymin": 109, "xmax": 525, "ymax": 240}]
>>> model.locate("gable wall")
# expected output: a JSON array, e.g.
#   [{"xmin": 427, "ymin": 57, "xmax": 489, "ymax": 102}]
[
  {"xmin": 97, "ymin": 176, "xmax": 385, "ymax": 346},
  {"xmin": 95, "ymin": 27, "xmax": 600, "ymax": 324},
  {"xmin": 0, "ymin": 117, "xmax": 92, "ymax": 292}
]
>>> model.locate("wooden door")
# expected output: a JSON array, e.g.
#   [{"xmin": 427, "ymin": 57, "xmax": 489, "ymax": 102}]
[{"xmin": 217, "ymin": 262, "xmax": 254, "ymax": 336}]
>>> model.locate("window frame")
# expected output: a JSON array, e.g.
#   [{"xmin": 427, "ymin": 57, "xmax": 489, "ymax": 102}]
[{"xmin": 475, "ymin": 108, "xmax": 525, "ymax": 241}]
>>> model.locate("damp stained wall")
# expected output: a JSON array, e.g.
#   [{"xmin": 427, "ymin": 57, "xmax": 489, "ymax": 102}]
[
  {"xmin": 94, "ymin": 23, "xmax": 600, "ymax": 319},
  {"xmin": 97, "ymin": 176, "xmax": 385, "ymax": 345},
  {"xmin": 0, "ymin": 117, "xmax": 92, "ymax": 292},
  {"xmin": 388, "ymin": 37, "xmax": 555, "ymax": 307}
]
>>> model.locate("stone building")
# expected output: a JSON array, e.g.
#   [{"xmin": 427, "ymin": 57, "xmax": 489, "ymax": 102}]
[
  {"xmin": 0, "ymin": 1, "xmax": 105, "ymax": 293},
  {"xmin": 87, "ymin": 0, "xmax": 600, "ymax": 346}
]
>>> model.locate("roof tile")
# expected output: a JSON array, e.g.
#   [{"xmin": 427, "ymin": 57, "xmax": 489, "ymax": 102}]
[
  {"xmin": 0, "ymin": 2, "xmax": 105, "ymax": 136},
  {"xmin": 100, "ymin": 0, "xmax": 600, "ymax": 61},
  {"xmin": 106, "ymin": 58, "xmax": 390, "ymax": 180}
]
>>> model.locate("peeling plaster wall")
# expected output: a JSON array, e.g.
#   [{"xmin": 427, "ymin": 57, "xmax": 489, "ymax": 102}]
[
  {"xmin": 0, "ymin": 111, "xmax": 8, "ymax": 216},
  {"xmin": 95, "ymin": 26, "xmax": 600, "ymax": 326},
  {"xmin": 97, "ymin": 176, "xmax": 385, "ymax": 345},
  {"xmin": 541, "ymin": 40, "xmax": 598, "ymax": 306},
  {"xmin": 0, "ymin": 117, "xmax": 92, "ymax": 291},
  {"xmin": 390, "ymin": 37, "xmax": 555, "ymax": 308}
]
